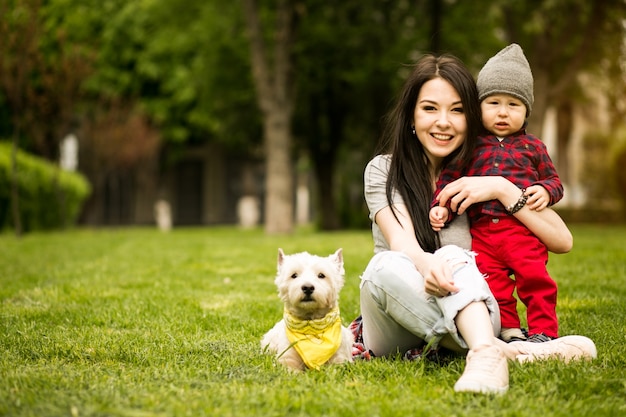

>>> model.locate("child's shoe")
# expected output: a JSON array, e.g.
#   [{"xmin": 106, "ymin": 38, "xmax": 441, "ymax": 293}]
[
  {"xmin": 526, "ymin": 333, "xmax": 554, "ymax": 343},
  {"xmin": 500, "ymin": 327, "xmax": 527, "ymax": 342}
]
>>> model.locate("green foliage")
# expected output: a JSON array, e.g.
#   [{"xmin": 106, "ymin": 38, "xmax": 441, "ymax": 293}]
[
  {"xmin": 0, "ymin": 141, "xmax": 91, "ymax": 232},
  {"xmin": 1, "ymin": 0, "xmax": 625, "ymax": 229},
  {"xmin": 0, "ymin": 0, "xmax": 101, "ymax": 157},
  {"xmin": 0, "ymin": 226, "xmax": 624, "ymax": 416},
  {"xmin": 84, "ymin": 0, "xmax": 260, "ymax": 148}
]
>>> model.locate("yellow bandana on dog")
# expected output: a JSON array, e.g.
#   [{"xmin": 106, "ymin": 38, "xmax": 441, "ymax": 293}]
[{"xmin": 284, "ymin": 307, "xmax": 342, "ymax": 370}]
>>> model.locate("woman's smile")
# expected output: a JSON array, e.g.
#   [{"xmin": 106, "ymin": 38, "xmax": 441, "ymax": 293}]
[{"xmin": 432, "ymin": 133, "xmax": 453, "ymax": 141}]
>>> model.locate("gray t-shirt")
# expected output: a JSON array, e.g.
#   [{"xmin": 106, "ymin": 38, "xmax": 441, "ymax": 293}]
[{"xmin": 364, "ymin": 154, "xmax": 471, "ymax": 253}]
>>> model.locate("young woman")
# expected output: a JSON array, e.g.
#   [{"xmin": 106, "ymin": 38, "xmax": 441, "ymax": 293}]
[{"xmin": 357, "ymin": 53, "xmax": 596, "ymax": 394}]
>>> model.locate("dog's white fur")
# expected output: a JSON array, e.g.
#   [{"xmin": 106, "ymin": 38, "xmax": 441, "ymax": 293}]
[{"xmin": 261, "ymin": 248, "xmax": 354, "ymax": 371}]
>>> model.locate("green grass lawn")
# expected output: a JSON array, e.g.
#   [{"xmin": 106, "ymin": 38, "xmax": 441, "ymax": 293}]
[{"xmin": 1, "ymin": 225, "xmax": 625, "ymax": 417}]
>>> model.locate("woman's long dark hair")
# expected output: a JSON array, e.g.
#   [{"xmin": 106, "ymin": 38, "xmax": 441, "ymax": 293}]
[{"xmin": 379, "ymin": 54, "xmax": 481, "ymax": 253}]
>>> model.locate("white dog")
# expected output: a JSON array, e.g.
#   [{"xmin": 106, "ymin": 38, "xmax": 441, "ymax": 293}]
[{"xmin": 261, "ymin": 248, "xmax": 354, "ymax": 371}]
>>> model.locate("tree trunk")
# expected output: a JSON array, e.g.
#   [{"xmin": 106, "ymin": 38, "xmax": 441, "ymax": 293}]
[
  {"xmin": 429, "ymin": 0, "xmax": 443, "ymax": 53},
  {"xmin": 264, "ymin": 110, "xmax": 294, "ymax": 234},
  {"xmin": 243, "ymin": 0, "xmax": 295, "ymax": 234},
  {"xmin": 311, "ymin": 100, "xmax": 342, "ymax": 230},
  {"xmin": 527, "ymin": 68, "xmax": 548, "ymax": 137},
  {"xmin": 503, "ymin": 1, "xmax": 611, "ymax": 173},
  {"xmin": 10, "ymin": 135, "xmax": 22, "ymax": 237},
  {"xmin": 556, "ymin": 101, "xmax": 573, "ymax": 184},
  {"xmin": 312, "ymin": 149, "xmax": 340, "ymax": 230}
]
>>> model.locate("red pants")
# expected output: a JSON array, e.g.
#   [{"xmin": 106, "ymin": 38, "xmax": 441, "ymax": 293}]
[{"xmin": 471, "ymin": 216, "xmax": 558, "ymax": 338}]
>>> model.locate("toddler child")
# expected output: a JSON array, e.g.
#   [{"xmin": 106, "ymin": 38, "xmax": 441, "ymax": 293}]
[{"xmin": 430, "ymin": 44, "xmax": 564, "ymax": 343}]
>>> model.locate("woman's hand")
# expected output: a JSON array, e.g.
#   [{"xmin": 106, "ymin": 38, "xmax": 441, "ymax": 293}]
[
  {"xmin": 417, "ymin": 252, "xmax": 459, "ymax": 297},
  {"xmin": 376, "ymin": 204, "xmax": 459, "ymax": 296},
  {"xmin": 436, "ymin": 176, "xmax": 511, "ymax": 215}
]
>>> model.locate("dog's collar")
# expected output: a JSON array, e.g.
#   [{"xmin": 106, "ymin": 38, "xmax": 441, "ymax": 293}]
[
  {"xmin": 283, "ymin": 307, "xmax": 342, "ymax": 369},
  {"xmin": 283, "ymin": 307, "xmax": 340, "ymax": 333}
]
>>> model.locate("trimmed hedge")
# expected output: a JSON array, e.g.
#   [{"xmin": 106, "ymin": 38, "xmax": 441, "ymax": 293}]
[{"xmin": 0, "ymin": 141, "xmax": 91, "ymax": 232}]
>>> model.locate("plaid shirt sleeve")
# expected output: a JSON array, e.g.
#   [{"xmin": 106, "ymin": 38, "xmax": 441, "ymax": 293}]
[{"xmin": 531, "ymin": 137, "xmax": 563, "ymax": 205}]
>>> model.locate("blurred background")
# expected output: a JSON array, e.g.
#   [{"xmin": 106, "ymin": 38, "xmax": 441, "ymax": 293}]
[{"xmin": 1, "ymin": 0, "xmax": 625, "ymax": 235}]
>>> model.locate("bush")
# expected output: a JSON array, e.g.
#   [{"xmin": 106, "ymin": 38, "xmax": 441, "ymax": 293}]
[{"xmin": 0, "ymin": 141, "xmax": 91, "ymax": 232}]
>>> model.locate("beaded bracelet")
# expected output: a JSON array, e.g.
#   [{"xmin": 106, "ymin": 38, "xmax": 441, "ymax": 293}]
[{"xmin": 506, "ymin": 188, "xmax": 528, "ymax": 215}]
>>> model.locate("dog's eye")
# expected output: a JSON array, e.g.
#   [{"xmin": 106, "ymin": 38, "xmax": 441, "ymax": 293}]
[
  {"xmin": 318, "ymin": 273, "xmax": 325, "ymax": 279},
  {"xmin": 291, "ymin": 273, "xmax": 298, "ymax": 279}
]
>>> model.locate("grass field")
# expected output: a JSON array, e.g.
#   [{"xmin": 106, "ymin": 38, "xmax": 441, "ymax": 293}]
[{"xmin": 1, "ymin": 224, "xmax": 625, "ymax": 417}]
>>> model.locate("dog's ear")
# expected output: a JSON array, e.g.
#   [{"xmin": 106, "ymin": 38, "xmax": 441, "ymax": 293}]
[
  {"xmin": 332, "ymin": 248, "xmax": 344, "ymax": 273},
  {"xmin": 277, "ymin": 248, "xmax": 286, "ymax": 268}
]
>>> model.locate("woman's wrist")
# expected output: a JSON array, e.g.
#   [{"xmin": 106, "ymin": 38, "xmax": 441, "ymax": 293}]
[
  {"xmin": 401, "ymin": 247, "xmax": 427, "ymax": 264},
  {"xmin": 505, "ymin": 188, "xmax": 528, "ymax": 214},
  {"xmin": 498, "ymin": 177, "xmax": 525, "ymax": 208}
]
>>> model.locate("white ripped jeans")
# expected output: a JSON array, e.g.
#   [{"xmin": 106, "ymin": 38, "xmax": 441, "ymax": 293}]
[{"xmin": 359, "ymin": 245, "xmax": 501, "ymax": 357}]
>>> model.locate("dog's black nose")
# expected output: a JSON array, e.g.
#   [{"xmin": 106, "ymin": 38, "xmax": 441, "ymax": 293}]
[{"xmin": 301, "ymin": 285, "xmax": 315, "ymax": 295}]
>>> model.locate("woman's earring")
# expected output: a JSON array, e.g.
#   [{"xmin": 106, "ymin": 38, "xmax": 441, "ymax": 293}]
[{"xmin": 411, "ymin": 126, "xmax": 416, "ymax": 135}]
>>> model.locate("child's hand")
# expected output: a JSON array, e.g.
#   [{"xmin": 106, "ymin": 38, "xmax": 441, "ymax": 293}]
[
  {"xmin": 429, "ymin": 206, "xmax": 449, "ymax": 231},
  {"xmin": 525, "ymin": 185, "xmax": 550, "ymax": 211}
]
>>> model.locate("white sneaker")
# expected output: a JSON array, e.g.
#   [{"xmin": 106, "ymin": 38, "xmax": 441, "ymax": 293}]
[
  {"xmin": 454, "ymin": 345, "xmax": 508, "ymax": 394},
  {"xmin": 509, "ymin": 335, "xmax": 597, "ymax": 364}
]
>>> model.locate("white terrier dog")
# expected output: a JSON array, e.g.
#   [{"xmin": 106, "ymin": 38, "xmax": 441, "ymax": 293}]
[{"xmin": 261, "ymin": 248, "xmax": 354, "ymax": 371}]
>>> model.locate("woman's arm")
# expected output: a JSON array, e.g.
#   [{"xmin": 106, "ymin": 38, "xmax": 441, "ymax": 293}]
[
  {"xmin": 436, "ymin": 176, "xmax": 573, "ymax": 253},
  {"xmin": 375, "ymin": 204, "xmax": 459, "ymax": 294},
  {"xmin": 515, "ymin": 205, "xmax": 572, "ymax": 253}
]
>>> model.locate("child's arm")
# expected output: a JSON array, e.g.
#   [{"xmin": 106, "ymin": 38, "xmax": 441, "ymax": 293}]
[
  {"xmin": 525, "ymin": 185, "xmax": 550, "ymax": 211},
  {"xmin": 431, "ymin": 161, "xmax": 465, "ymax": 225},
  {"xmin": 429, "ymin": 206, "xmax": 449, "ymax": 231},
  {"xmin": 532, "ymin": 139, "xmax": 564, "ymax": 207}
]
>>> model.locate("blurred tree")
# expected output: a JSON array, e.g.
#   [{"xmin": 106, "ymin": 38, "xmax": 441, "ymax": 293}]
[
  {"xmin": 490, "ymin": 0, "xmax": 626, "ymax": 182},
  {"xmin": 86, "ymin": 0, "xmax": 259, "ymax": 149},
  {"xmin": 290, "ymin": 0, "xmax": 502, "ymax": 229},
  {"xmin": 0, "ymin": 0, "xmax": 37, "ymax": 236},
  {"xmin": 0, "ymin": 0, "xmax": 96, "ymax": 159},
  {"xmin": 431, "ymin": 0, "xmax": 502, "ymax": 69},
  {"xmin": 292, "ymin": 1, "xmax": 425, "ymax": 229},
  {"xmin": 242, "ymin": 0, "xmax": 296, "ymax": 234},
  {"xmin": 0, "ymin": 0, "xmax": 98, "ymax": 234},
  {"xmin": 78, "ymin": 0, "xmax": 261, "ymax": 224},
  {"xmin": 1, "ymin": 0, "xmax": 624, "ymax": 230}
]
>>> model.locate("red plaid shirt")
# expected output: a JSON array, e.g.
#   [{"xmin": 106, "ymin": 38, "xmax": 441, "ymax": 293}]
[{"xmin": 433, "ymin": 129, "xmax": 563, "ymax": 224}]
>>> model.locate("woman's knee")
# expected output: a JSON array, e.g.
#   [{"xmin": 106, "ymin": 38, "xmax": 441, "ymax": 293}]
[{"xmin": 435, "ymin": 245, "xmax": 477, "ymax": 271}]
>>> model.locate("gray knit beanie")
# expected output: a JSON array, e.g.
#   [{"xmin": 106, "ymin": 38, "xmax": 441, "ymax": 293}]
[{"xmin": 477, "ymin": 43, "xmax": 534, "ymax": 117}]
